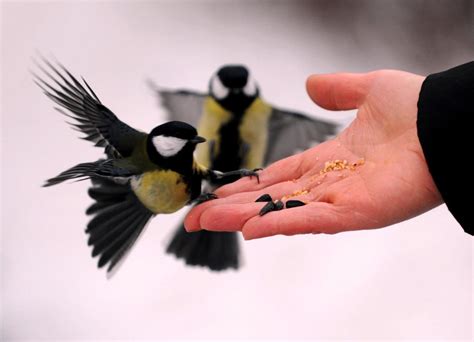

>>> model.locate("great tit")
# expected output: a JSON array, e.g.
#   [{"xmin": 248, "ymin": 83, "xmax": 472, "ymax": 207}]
[
  {"xmin": 36, "ymin": 59, "xmax": 259, "ymax": 273},
  {"xmin": 151, "ymin": 65, "xmax": 339, "ymax": 271}
]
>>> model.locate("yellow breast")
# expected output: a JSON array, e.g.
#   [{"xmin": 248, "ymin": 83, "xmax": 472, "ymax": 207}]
[
  {"xmin": 239, "ymin": 98, "xmax": 272, "ymax": 169},
  {"xmin": 131, "ymin": 170, "xmax": 190, "ymax": 214},
  {"xmin": 195, "ymin": 97, "xmax": 232, "ymax": 168}
]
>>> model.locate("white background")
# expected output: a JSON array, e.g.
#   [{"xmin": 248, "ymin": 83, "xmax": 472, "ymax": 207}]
[{"xmin": 1, "ymin": 1, "xmax": 473, "ymax": 340}]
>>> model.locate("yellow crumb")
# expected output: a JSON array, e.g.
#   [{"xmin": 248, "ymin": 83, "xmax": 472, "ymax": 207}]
[
  {"xmin": 319, "ymin": 158, "xmax": 365, "ymax": 175},
  {"xmin": 281, "ymin": 189, "xmax": 309, "ymax": 201}
]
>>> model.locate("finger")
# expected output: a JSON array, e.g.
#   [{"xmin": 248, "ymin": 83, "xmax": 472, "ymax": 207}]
[
  {"xmin": 306, "ymin": 73, "xmax": 373, "ymax": 111},
  {"xmin": 241, "ymin": 202, "xmax": 357, "ymax": 240},
  {"xmin": 215, "ymin": 152, "xmax": 304, "ymax": 197},
  {"xmin": 184, "ymin": 178, "xmax": 310, "ymax": 232},
  {"xmin": 184, "ymin": 195, "xmax": 252, "ymax": 232},
  {"xmin": 199, "ymin": 203, "xmax": 263, "ymax": 232}
]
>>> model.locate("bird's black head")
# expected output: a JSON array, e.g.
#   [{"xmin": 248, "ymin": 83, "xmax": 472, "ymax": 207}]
[
  {"xmin": 209, "ymin": 65, "xmax": 259, "ymax": 113},
  {"xmin": 147, "ymin": 121, "xmax": 205, "ymax": 174}
]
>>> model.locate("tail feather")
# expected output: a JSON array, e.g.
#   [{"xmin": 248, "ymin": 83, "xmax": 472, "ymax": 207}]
[
  {"xmin": 86, "ymin": 183, "xmax": 129, "ymax": 215},
  {"xmin": 91, "ymin": 211, "xmax": 142, "ymax": 256},
  {"xmin": 166, "ymin": 221, "xmax": 240, "ymax": 271},
  {"xmin": 86, "ymin": 200, "xmax": 118, "ymax": 215},
  {"xmin": 86, "ymin": 178, "xmax": 153, "ymax": 272},
  {"xmin": 86, "ymin": 201, "xmax": 135, "ymax": 233},
  {"xmin": 88, "ymin": 204, "xmax": 138, "ymax": 245},
  {"xmin": 106, "ymin": 213, "xmax": 152, "ymax": 272},
  {"xmin": 96, "ymin": 210, "xmax": 144, "ymax": 266}
]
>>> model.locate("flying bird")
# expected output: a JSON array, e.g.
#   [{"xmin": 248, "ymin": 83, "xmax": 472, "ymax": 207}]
[{"xmin": 151, "ymin": 64, "xmax": 338, "ymax": 271}]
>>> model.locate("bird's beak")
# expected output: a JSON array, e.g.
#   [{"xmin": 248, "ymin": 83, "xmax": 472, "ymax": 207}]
[{"xmin": 191, "ymin": 136, "xmax": 206, "ymax": 144}]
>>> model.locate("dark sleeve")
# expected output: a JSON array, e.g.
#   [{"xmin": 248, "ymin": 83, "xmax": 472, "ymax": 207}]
[{"xmin": 417, "ymin": 62, "xmax": 474, "ymax": 235}]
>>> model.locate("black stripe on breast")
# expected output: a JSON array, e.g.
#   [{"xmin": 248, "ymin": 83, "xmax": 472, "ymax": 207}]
[{"xmin": 211, "ymin": 112, "xmax": 244, "ymax": 185}]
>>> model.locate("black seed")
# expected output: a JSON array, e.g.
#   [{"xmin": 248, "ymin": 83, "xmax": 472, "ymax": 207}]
[
  {"xmin": 259, "ymin": 201, "xmax": 276, "ymax": 216},
  {"xmin": 285, "ymin": 200, "xmax": 306, "ymax": 208},
  {"xmin": 255, "ymin": 194, "xmax": 272, "ymax": 202},
  {"xmin": 274, "ymin": 200, "xmax": 284, "ymax": 210}
]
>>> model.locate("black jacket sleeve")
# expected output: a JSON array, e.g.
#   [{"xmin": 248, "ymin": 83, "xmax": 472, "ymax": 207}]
[{"xmin": 417, "ymin": 62, "xmax": 474, "ymax": 235}]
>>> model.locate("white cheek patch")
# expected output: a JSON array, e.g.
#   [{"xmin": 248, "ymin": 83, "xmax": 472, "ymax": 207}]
[
  {"xmin": 243, "ymin": 75, "xmax": 257, "ymax": 96},
  {"xmin": 211, "ymin": 75, "xmax": 229, "ymax": 99},
  {"xmin": 152, "ymin": 135, "xmax": 187, "ymax": 157}
]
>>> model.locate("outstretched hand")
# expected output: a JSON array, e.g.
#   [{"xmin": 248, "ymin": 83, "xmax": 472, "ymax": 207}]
[{"xmin": 185, "ymin": 70, "xmax": 443, "ymax": 239}]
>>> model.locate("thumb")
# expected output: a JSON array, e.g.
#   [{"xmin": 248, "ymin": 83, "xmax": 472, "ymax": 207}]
[{"xmin": 306, "ymin": 72, "xmax": 373, "ymax": 111}]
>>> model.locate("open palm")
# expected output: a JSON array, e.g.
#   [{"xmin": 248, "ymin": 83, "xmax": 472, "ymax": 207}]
[{"xmin": 185, "ymin": 70, "xmax": 443, "ymax": 239}]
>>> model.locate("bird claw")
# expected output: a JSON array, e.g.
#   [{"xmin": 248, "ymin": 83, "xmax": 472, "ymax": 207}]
[
  {"xmin": 195, "ymin": 192, "xmax": 218, "ymax": 204},
  {"xmin": 211, "ymin": 168, "xmax": 262, "ymax": 184},
  {"xmin": 241, "ymin": 168, "xmax": 262, "ymax": 183}
]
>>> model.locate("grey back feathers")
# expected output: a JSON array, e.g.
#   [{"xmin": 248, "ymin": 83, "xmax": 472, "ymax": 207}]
[
  {"xmin": 150, "ymin": 86, "xmax": 206, "ymax": 127},
  {"xmin": 264, "ymin": 108, "xmax": 337, "ymax": 163}
]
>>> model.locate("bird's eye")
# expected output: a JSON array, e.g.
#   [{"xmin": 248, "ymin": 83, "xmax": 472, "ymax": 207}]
[
  {"xmin": 243, "ymin": 76, "xmax": 257, "ymax": 96},
  {"xmin": 211, "ymin": 76, "xmax": 229, "ymax": 100}
]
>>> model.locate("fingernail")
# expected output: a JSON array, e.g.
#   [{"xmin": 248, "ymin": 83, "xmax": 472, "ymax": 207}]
[
  {"xmin": 243, "ymin": 232, "xmax": 256, "ymax": 240},
  {"xmin": 183, "ymin": 217, "xmax": 199, "ymax": 232}
]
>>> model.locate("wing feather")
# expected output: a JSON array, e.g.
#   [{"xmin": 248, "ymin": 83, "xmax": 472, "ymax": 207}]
[
  {"xmin": 265, "ymin": 107, "xmax": 339, "ymax": 164},
  {"xmin": 34, "ymin": 58, "xmax": 146, "ymax": 159},
  {"xmin": 149, "ymin": 82, "xmax": 206, "ymax": 127}
]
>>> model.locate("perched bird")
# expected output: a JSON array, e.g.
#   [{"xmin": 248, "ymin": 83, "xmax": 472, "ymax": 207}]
[
  {"xmin": 151, "ymin": 64, "xmax": 338, "ymax": 271},
  {"xmin": 35, "ymin": 59, "xmax": 259, "ymax": 273}
]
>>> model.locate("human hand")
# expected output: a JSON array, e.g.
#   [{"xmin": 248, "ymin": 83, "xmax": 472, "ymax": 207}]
[{"xmin": 184, "ymin": 70, "xmax": 443, "ymax": 239}]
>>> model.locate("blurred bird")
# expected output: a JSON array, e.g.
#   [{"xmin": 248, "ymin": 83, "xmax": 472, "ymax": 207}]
[
  {"xmin": 35, "ymin": 59, "xmax": 259, "ymax": 273},
  {"xmin": 150, "ymin": 64, "xmax": 338, "ymax": 271}
]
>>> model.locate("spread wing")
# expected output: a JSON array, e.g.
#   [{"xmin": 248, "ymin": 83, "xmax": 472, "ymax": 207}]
[
  {"xmin": 264, "ymin": 107, "xmax": 339, "ymax": 164},
  {"xmin": 34, "ymin": 58, "xmax": 147, "ymax": 159},
  {"xmin": 149, "ymin": 82, "xmax": 206, "ymax": 127}
]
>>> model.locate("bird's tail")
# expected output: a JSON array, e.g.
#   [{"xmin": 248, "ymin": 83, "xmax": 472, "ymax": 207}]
[
  {"xmin": 86, "ymin": 177, "xmax": 153, "ymax": 272},
  {"xmin": 166, "ymin": 214, "xmax": 240, "ymax": 271}
]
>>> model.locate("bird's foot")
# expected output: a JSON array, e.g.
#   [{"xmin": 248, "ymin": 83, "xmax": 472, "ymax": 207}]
[
  {"xmin": 217, "ymin": 168, "xmax": 262, "ymax": 183},
  {"xmin": 195, "ymin": 192, "xmax": 218, "ymax": 204}
]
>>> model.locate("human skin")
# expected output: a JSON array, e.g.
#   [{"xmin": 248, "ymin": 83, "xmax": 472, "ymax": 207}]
[{"xmin": 184, "ymin": 70, "xmax": 443, "ymax": 240}]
